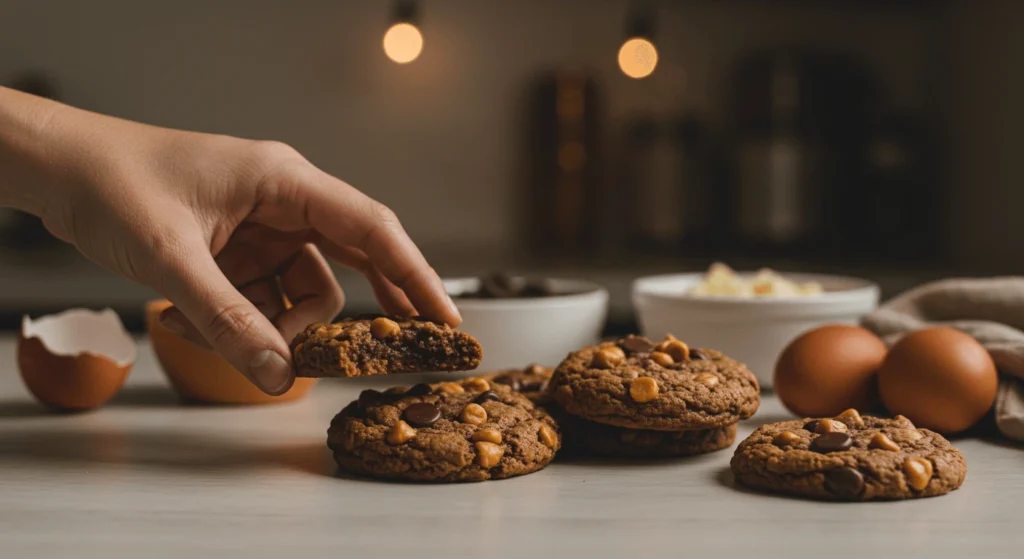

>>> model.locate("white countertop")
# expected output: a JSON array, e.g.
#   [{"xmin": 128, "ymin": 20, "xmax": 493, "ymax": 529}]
[{"xmin": 0, "ymin": 337, "xmax": 1021, "ymax": 558}]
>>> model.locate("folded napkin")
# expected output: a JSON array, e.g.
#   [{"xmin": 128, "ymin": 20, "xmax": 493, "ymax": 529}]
[{"xmin": 860, "ymin": 277, "xmax": 1024, "ymax": 441}]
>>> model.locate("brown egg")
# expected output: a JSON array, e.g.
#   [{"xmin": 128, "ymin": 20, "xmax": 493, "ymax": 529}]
[
  {"xmin": 18, "ymin": 309, "xmax": 135, "ymax": 411},
  {"xmin": 878, "ymin": 327, "xmax": 997, "ymax": 433},
  {"xmin": 146, "ymin": 300, "xmax": 316, "ymax": 405},
  {"xmin": 774, "ymin": 325, "xmax": 886, "ymax": 417}
]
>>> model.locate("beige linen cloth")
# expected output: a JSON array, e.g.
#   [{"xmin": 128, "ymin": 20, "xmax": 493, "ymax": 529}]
[{"xmin": 860, "ymin": 277, "xmax": 1024, "ymax": 441}]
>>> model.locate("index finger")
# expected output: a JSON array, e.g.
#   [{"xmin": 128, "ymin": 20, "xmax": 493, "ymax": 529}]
[{"xmin": 267, "ymin": 165, "xmax": 461, "ymax": 326}]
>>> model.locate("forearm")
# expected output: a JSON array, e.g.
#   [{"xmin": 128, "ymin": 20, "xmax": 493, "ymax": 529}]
[{"xmin": 0, "ymin": 86, "xmax": 74, "ymax": 216}]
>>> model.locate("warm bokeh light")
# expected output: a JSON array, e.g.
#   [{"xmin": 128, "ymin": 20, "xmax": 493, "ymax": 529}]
[
  {"xmin": 383, "ymin": 22, "xmax": 423, "ymax": 64},
  {"xmin": 618, "ymin": 37, "xmax": 658, "ymax": 79}
]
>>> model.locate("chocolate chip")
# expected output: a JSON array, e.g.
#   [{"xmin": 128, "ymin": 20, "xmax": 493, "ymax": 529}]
[
  {"xmin": 519, "ymin": 380, "xmax": 545, "ymax": 392},
  {"xmin": 810, "ymin": 432, "xmax": 854, "ymax": 454},
  {"xmin": 824, "ymin": 467, "xmax": 865, "ymax": 499},
  {"xmin": 620, "ymin": 335, "xmax": 655, "ymax": 354},
  {"xmin": 357, "ymin": 389, "xmax": 383, "ymax": 408},
  {"xmin": 405, "ymin": 383, "xmax": 433, "ymax": 397},
  {"xmin": 404, "ymin": 402, "xmax": 441, "ymax": 427},
  {"xmin": 689, "ymin": 349, "xmax": 707, "ymax": 360},
  {"xmin": 803, "ymin": 420, "xmax": 820, "ymax": 432},
  {"xmin": 521, "ymin": 277, "xmax": 553, "ymax": 297},
  {"xmin": 492, "ymin": 376, "xmax": 521, "ymax": 391},
  {"xmin": 474, "ymin": 391, "xmax": 500, "ymax": 403}
]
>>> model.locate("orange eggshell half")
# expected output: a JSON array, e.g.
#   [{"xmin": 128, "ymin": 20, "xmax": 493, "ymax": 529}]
[
  {"xmin": 878, "ymin": 326, "xmax": 997, "ymax": 433},
  {"xmin": 146, "ymin": 299, "xmax": 315, "ymax": 405}
]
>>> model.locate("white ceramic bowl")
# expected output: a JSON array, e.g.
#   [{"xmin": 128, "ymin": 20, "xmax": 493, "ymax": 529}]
[
  {"xmin": 444, "ymin": 277, "xmax": 609, "ymax": 372},
  {"xmin": 632, "ymin": 272, "xmax": 880, "ymax": 390}
]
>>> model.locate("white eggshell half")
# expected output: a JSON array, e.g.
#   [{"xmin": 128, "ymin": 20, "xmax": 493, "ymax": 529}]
[{"xmin": 21, "ymin": 308, "xmax": 136, "ymax": 366}]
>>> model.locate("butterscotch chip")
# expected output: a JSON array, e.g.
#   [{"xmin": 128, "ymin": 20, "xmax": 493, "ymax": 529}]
[
  {"xmin": 869, "ymin": 432, "xmax": 900, "ymax": 451},
  {"xmin": 695, "ymin": 373, "xmax": 719, "ymax": 388},
  {"xmin": 630, "ymin": 377, "xmax": 660, "ymax": 403},
  {"xmin": 905, "ymin": 429, "xmax": 923, "ymax": 441},
  {"xmin": 650, "ymin": 351, "xmax": 674, "ymax": 366},
  {"xmin": 730, "ymin": 414, "xmax": 966, "ymax": 501},
  {"xmin": 836, "ymin": 408, "xmax": 866, "ymax": 428},
  {"xmin": 814, "ymin": 418, "xmax": 848, "ymax": 434},
  {"xmin": 592, "ymin": 347, "xmax": 626, "ymax": 369},
  {"xmin": 291, "ymin": 316, "xmax": 482, "ymax": 377},
  {"xmin": 526, "ymin": 364, "xmax": 547, "ymax": 376},
  {"xmin": 437, "ymin": 382, "xmax": 466, "ymax": 394},
  {"xmin": 370, "ymin": 317, "xmax": 401, "ymax": 339},
  {"xmin": 657, "ymin": 339, "xmax": 690, "ymax": 362},
  {"xmin": 772, "ymin": 431, "xmax": 801, "ymax": 448},
  {"xmin": 462, "ymin": 378, "xmax": 490, "ymax": 392},
  {"xmin": 475, "ymin": 441, "xmax": 504, "ymax": 468},
  {"xmin": 386, "ymin": 420, "xmax": 417, "ymax": 445},
  {"xmin": 461, "ymin": 403, "xmax": 487, "ymax": 425},
  {"xmin": 538, "ymin": 424, "xmax": 558, "ymax": 449},
  {"xmin": 904, "ymin": 457, "xmax": 934, "ymax": 490},
  {"xmin": 473, "ymin": 428, "xmax": 502, "ymax": 444}
]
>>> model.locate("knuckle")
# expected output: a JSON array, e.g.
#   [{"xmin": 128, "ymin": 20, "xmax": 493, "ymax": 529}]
[
  {"xmin": 370, "ymin": 201, "xmax": 399, "ymax": 226},
  {"xmin": 324, "ymin": 284, "xmax": 346, "ymax": 317},
  {"xmin": 252, "ymin": 140, "xmax": 302, "ymax": 164},
  {"xmin": 204, "ymin": 302, "xmax": 262, "ymax": 348}
]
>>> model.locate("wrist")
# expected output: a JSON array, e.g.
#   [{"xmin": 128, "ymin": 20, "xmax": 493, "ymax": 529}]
[{"xmin": 0, "ymin": 86, "xmax": 72, "ymax": 217}]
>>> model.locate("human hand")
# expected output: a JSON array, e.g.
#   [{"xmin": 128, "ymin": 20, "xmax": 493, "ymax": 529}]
[{"xmin": 4, "ymin": 90, "xmax": 460, "ymax": 395}]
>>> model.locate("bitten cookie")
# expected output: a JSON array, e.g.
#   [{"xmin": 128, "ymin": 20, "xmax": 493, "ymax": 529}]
[
  {"xmin": 479, "ymin": 364, "xmax": 553, "ymax": 405},
  {"xmin": 291, "ymin": 315, "xmax": 483, "ymax": 377},
  {"xmin": 730, "ymin": 409, "xmax": 967, "ymax": 501},
  {"xmin": 548, "ymin": 334, "xmax": 760, "ymax": 430},
  {"xmin": 328, "ymin": 379, "xmax": 560, "ymax": 482}
]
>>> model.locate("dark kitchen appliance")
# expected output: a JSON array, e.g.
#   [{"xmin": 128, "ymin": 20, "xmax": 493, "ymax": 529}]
[
  {"xmin": 723, "ymin": 49, "xmax": 877, "ymax": 260},
  {"xmin": 522, "ymin": 69, "xmax": 603, "ymax": 257},
  {"xmin": 621, "ymin": 114, "xmax": 712, "ymax": 256}
]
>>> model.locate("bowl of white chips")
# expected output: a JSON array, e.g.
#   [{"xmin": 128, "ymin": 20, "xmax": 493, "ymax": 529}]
[{"xmin": 632, "ymin": 263, "xmax": 879, "ymax": 389}]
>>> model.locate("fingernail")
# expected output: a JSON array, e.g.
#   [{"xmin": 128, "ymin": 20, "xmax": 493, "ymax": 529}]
[
  {"xmin": 446, "ymin": 293, "xmax": 463, "ymax": 322},
  {"xmin": 249, "ymin": 350, "xmax": 293, "ymax": 395},
  {"xmin": 159, "ymin": 314, "xmax": 187, "ymax": 336}
]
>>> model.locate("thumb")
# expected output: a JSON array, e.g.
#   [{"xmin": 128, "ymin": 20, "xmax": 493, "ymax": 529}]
[{"xmin": 154, "ymin": 238, "xmax": 294, "ymax": 396}]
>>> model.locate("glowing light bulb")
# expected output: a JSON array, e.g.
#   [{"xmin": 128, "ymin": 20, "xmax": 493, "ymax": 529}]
[
  {"xmin": 618, "ymin": 37, "xmax": 658, "ymax": 79},
  {"xmin": 383, "ymin": 22, "xmax": 423, "ymax": 64}
]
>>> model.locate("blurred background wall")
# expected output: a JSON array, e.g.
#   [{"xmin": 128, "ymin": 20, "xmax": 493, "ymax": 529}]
[{"xmin": 0, "ymin": 0, "xmax": 1020, "ymax": 329}]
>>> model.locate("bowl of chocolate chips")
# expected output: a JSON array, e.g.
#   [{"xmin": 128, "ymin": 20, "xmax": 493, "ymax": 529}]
[{"xmin": 445, "ymin": 273, "xmax": 608, "ymax": 372}]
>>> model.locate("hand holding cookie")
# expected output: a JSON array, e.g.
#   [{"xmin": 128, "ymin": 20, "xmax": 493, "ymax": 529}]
[{"xmin": 0, "ymin": 86, "xmax": 460, "ymax": 396}]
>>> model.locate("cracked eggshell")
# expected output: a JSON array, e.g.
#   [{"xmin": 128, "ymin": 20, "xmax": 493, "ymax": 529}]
[{"xmin": 18, "ymin": 308, "xmax": 135, "ymax": 411}]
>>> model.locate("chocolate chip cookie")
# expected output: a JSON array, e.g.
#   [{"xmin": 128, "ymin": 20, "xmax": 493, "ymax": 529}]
[
  {"xmin": 479, "ymin": 364, "xmax": 553, "ymax": 405},
  {"xmin": 291, "ymin": 315, "xmax": 483, "ymax": 377},
  {"xmin": 548, "ymin": 335, "xmax": 760, "ymax": 430},
  {"xmin": 328, "ymin": 378, "xmax": 560, "ymax": 482},
  {"xmin": 554, "ymin": 407, "xmax": 737, "ymax": 458},
  {"xmin": 730, "ymin": 409, "xmax": 967, "ymax": 501}
]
